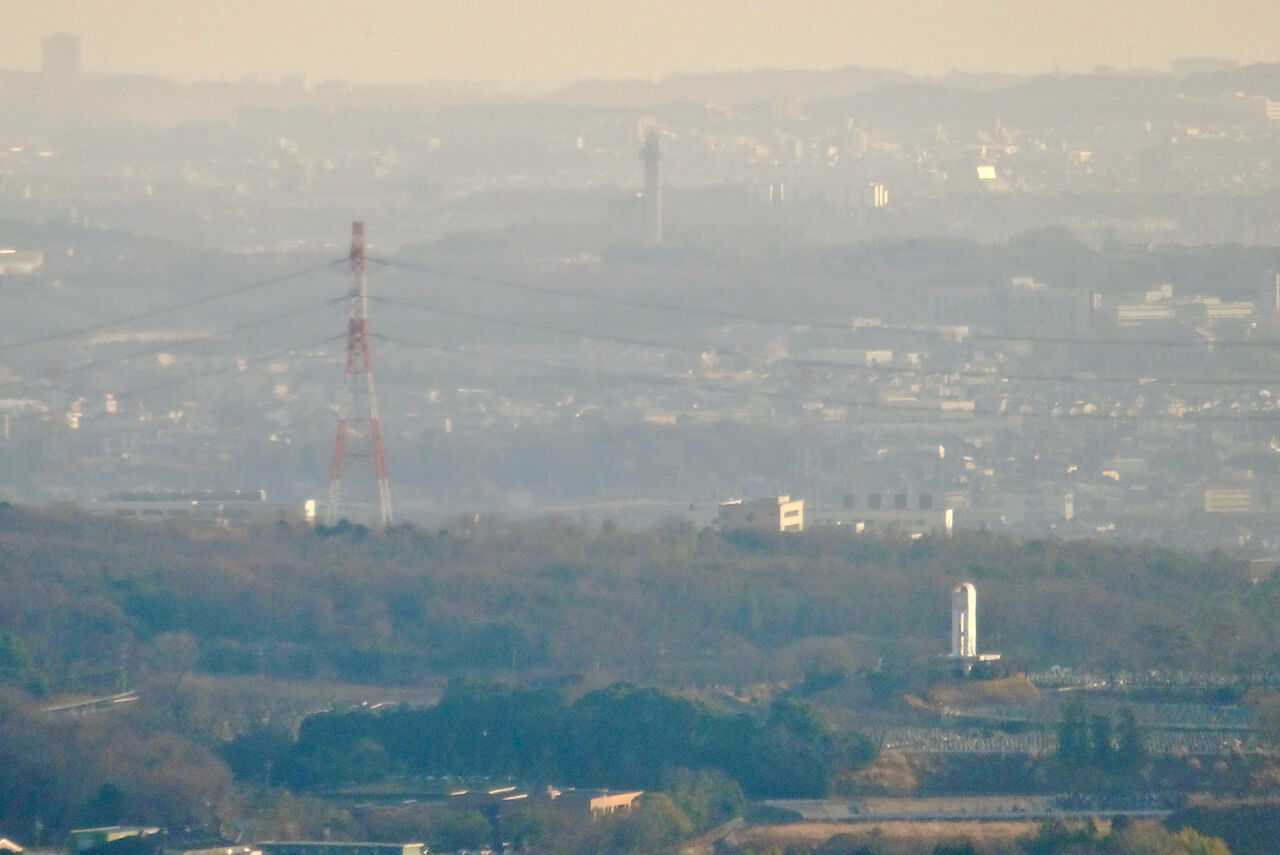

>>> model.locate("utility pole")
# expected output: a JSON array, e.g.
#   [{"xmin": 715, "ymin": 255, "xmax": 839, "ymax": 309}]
[{"xmin": 326, "ymin": 221, "xmax": 393, "ymax": 527}]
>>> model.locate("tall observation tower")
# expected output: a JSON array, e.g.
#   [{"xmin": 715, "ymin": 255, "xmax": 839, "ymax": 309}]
[
  {"xmin": 951, "ymin": 582, "xmax": 978, "ymax": 659},
  {"xmin": 640, "ymin": 129, "xmax": 663, "ymax": 245},
  {"xmin": 949, "ymin": 582, "xmax": 1000, "ymax": 662}
]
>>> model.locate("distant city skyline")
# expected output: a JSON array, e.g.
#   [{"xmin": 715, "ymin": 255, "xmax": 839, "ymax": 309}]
[{"xmin": 5, "ymin": 0, "xmax": 1280, "ymax": 88}]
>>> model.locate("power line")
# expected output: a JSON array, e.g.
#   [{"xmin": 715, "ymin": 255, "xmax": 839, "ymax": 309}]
[
  {"xmin": 0, "ymin": 299, "xmax": 336, "ymax": 395},
  {"xmin": 373, "ymin": 256, "xmax": 784, "ymax": 329},
  {"xmin": 371, "ymin": 294, "xmax": 709, "ymax": 354},
  {"xmin": 375, "ymin": 334, "xmax": 1280, "ymax": 425},
  {"xmin": 375, "ymin": 333, "xmax": 948, "ymax": 415},
  {"xmin": 374, "ymin": 256, "xmax": 1280, "ymax": 349},
  {"xmin": 790, "ymin": 357, "xmax": 1280, "ymax": 388},
  {"xmin": 11, "ymin": 248, "xmax": 1273, "ymax": 428},
  {"xmin": 72, "ymin": 335, "xmax": 343, "ymax": 411},
  {"xmin": 0, "ymin": 259, "xmax": 341, "ymax": 356},
  {"xmin": 373, "ymin": 293, "xmax": 1280, "ymax": 389}
]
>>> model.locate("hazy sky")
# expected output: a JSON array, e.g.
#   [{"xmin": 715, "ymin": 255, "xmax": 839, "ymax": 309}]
[{"xmin": 6, "ymin": 1, "xmax": 1280, "ymax": 86}]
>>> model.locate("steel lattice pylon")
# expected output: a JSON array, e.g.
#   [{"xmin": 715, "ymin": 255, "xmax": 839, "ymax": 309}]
[{"xmin": 326, "ymin": 221, "xmax": 393, "ymax": 527}]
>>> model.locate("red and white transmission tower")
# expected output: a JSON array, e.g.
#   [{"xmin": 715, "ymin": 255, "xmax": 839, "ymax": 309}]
[{"xmin": 326, "ymin": 221, "xmax": 393, "ymax": 527}]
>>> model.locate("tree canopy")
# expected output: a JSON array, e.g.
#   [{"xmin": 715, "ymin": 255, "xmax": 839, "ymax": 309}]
[{"xmin": 0, "ymin": 505, "xmax": 1270, "ymax": 696}]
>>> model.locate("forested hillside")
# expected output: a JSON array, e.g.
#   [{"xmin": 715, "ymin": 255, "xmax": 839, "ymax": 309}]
[
  {"xmin": 1, "ymin": 504, "xmax": 1277, "ymax": 848},
  {"xmin": 0, "ymin": 503, "xmax": 1271, "ymax": 695},
  {"xmin": 225, "ymin": 680, "xmax": 875, "ymax": 798}
]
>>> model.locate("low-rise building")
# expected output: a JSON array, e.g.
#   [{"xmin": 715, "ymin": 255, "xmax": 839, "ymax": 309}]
[
  {"xmin": 718, "ymin": 495, "xmax": 804, "ymax": 532},
  {"xmin": 589, "ymin": 791, "xmax": 644, "ymax": 815},
  {"xmin": 84, "ymin": 491, "xmax": 315, "ymax": 527},
  {"xmin": 810, "ymin": 491, "xmax": 954, "ymax": 536},
  {"xmin": 67, "ymin": 828, "xmax": 162, "ymax": 855},
  {"xmin": 259, "ymin": 844, "xmax": 421, "ymax": 855},
  {"xmin": 0, "ymin": 250, "xmax": 43, "ymax": 275},
  {"xmin": 1203, "ymin": 487, "xmax": 1254, "ymax": 514}
]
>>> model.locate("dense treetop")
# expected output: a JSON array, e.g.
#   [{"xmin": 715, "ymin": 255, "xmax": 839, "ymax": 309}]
[
  {"xmin": 0, "ymin": 503, "xmax": 1271, "ymax": 694},
  {"xmin": 228, "ymin": 679, "xmax": 873, "ymax": 798}
]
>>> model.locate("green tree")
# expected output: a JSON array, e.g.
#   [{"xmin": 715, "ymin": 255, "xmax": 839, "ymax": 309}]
[
  {"xmin": 1090, "ymin": 713, "xmax": 1114, "ymax": 769},
  {"xmin": 1056, "ymin": 699, "xmax": 1089, "ymax": 766},
  {"xmin": 75, "ymin": 783, "xmax": 125, "ymax": 826},
  {"xmin": 501, "ymin": 803, "xmax": 573, "ymax": 852},
  {"xmin": 598, "ymin": 794, "xmax": 692, "ymax": 855},
  {"xmin": 932, "ymin": 842, "xmax": 979, "ymax": 855},
  {"xmin": 0, "ymin": 632, "xmax": 27, "ymax": 681},
  {"xmin": 1018, "ymin": 819, "xmax": 1107, "ymax": 855},
  {"xmin": 1114, "ymin": 707, "xmax": 1144, "ymax": 772},
  {"xmin": 1116, "ymin": 821, "xmax": 1230, "ymax": 855},
  {"xmin": 429, "ymin": 808, "xmax": 492, "ymax": 852},
  {"xmin": 220, "ymin": 725, "xmax": 293, "ymax": 786},
  {"xmin": 667, "ymin": 769, "xmax": 745, "ymax": 832}
]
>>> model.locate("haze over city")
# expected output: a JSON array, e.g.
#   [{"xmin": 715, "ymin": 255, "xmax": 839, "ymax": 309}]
[
  {"xmin": 6, "ymin": 0, "xmax": 1280, "ymax": 84},
  {"xmin": 6, "ymin": 5, "xmax": 1280, "ymax": 855}
]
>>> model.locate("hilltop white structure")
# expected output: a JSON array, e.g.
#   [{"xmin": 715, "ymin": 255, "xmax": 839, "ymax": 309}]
[
  {"xmin": 950, "ymin": 582, "xmax": 1000, "ymax": 661},
  {"xmin": 951, "ymin": 582, "xmax": 977, "ymax": 658}
]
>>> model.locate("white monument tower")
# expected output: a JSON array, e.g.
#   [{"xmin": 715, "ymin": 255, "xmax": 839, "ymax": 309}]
[{"xmin": 951, "ymin": 582, "xmax": 978, "ymax": 659}]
